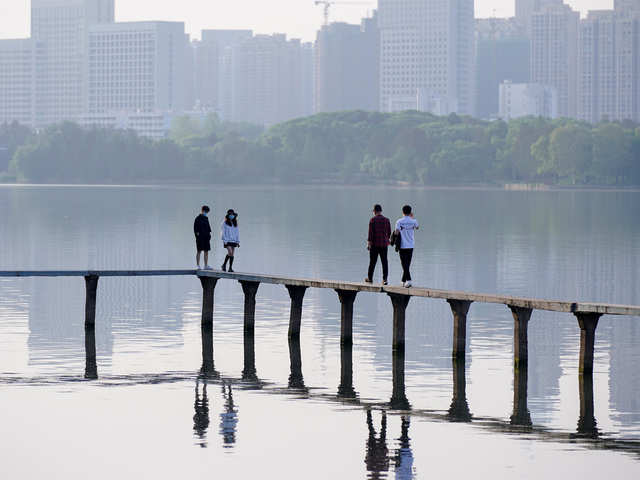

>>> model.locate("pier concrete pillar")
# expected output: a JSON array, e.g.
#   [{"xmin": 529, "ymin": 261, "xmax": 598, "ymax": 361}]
[
  {"xmin": 388, "ymin": 293, "xmax": 410, "ymax": 352},
  {"xmin": 338, "ymin": 342, "xmax": 356, "ymax": 399},
  {"xmin": 335, "ymin": 289, "xmax": 358, "ymax": 346},
  {"xmin": 84, "ymin": 325, "xmax": 98, "ymax": 380},
  {"xmin": 199, "ymin": 277, "xmax": 218, "ymax": 327},
  {"xmin": 242, "ymin": 331, "xmax": 258, "ymax": 383},
  {"xmin": 240, "ymin": 281, "xmax": 260, "ymax": 336},
  {"xmin": 448, "ymin": 358, "xmax": 471, "ymax": 421},
  {"xmin": 447, "ymin": 300, "xmax": 472, "ymax": 358},
  {"xmin": 84, "ymin": 275, "xmax": 99, "ymax": 327},
  {"xmin": 577, "ymin": 372, "xmax": 598, "ymax": 437},
  {"xmin": 200, "ymin": 324, "xmax": 217, "ymax": 377},
  {"xmin": 286, "ymin": 285, "xmax": 307, "ymax": 339},
  {"xmin": 288, "ymin": 337, "xmax": 305, "ymax": 390},
  {"xmin": 575, "ymin": 313, "xmax": 601, "ymax": 374},
  {"xmin": 510, "ymin": 307, "xmax": 533, "ymax": 366},
  {"xmin": 390, "ymin": 348, "xmax": 410, "ymax": 409},
  {"xmin": 510, "ymin": 363, "xmax": 532, "ymax": 426}
]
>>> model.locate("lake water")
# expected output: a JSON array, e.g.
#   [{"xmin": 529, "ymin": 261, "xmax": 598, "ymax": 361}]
[{"xmin": 0, "ymin": 185, "xmax": 639, "ymax": 479}]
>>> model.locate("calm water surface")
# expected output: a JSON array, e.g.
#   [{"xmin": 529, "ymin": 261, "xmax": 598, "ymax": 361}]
[{"xmin": 0, "ymin": 185, "xmax": 639, "ymax": 479}]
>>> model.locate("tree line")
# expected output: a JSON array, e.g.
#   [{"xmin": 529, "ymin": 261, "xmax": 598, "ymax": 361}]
[{"xmin": 2, "ymin": 111, "xmax": 639, "ymax": 185}]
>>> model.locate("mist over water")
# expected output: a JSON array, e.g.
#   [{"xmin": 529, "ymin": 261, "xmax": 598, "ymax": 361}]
[{"xmin": 0, "ymin": 185, "xmax": 639, "ymax": 478}]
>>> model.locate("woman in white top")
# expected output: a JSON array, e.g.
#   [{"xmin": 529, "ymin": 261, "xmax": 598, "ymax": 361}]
[{"xmin": 221, "ymin": 209, "xmax": 240, "ymax": 272}]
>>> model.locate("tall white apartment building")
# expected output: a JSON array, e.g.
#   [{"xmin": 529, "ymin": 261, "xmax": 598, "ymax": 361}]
[
  {"xmin": 378, "ymin": 0, "xmax": 475, "ymax": 116},
  {"xmin": 515, "ymin": 0, "xmax": 562, "ymax": 32},
  {"xmin": 578, "ymin": 7, "xmax": 640, "ymax": 123},
  {"xmin": 499, "ymin": 81, "xmax": 558, "ymax": 119},
  {"xmin": 31, "ymin": 0, "xmax": 114, "ymax": 126},
  {"xmin": 531, "ymin": 3, "xmax": 579, "ymax": 118},
  {"xmin": 85, "ymin": 22, "xmax": 187, "ymax": 115},
  {"xmin": 0, "ymin": 39, "xmax": 43, "ymax": 127}
]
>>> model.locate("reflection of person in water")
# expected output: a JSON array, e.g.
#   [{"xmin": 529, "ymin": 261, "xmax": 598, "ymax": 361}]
[
  {"xmin": 393, "ymin": 416, "xmax": 415, "ymax": 480},
  {"xmin": 365, "ymin": 409, "xmax": 389, "ymax": 478},
  {"xmin": 193, "ymin": 377, "xmax": 210, "ymax": 448},
  {"xmin": 220, "ymin": 382, "xmax": 239, "ymax": 448}
]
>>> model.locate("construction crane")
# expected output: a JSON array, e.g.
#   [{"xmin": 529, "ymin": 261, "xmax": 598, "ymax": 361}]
[{"xmin": 314, "ymin": 1, "xmax": 372, "ymax": 27}]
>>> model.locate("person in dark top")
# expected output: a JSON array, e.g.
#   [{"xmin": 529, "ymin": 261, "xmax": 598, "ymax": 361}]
[
  {"xmin": 365, "ymin": 204, "xmax": 392, "ymax": 285},
  {"xmin": 194, "ymin": 205, "xmax": 212, "ymax": 270},
  {"xmin": 365, "ymin": 408, "xmax": 389, "ymax": 479}
]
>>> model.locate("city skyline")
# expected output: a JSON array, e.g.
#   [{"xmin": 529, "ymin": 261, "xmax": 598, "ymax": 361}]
[{"xmin": 1, "ymin": 0, "xmax": 615, "ymax": 42}]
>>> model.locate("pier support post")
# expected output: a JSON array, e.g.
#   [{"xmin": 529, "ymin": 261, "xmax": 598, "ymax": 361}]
[
  {"xmin": 510, "ymin": 363, "xmax": 532, "ymax": 426},
  {"xmin": 338, "ymin": 342, "xmax": 356, "ymax": 399},
  {"xmin": 286, "ymin": 285, "xmax": 307, "ymax": 339},
  {"xmin": 510, "ymin": 307, "xmax": 533, "ymax": 366},
  {"xmin": 388, "ymin": 293, "xmax": 410, "ymax": 352},
  {"xmin": 575, "ymin": 313, "xmax": 601, "ymax": 374},
  {"xmin": 335, "ymin": 289, "xmax": 358, "ymax": 346},
  {"xmin": 242, "ymin": 331, "xmax": 258, "ymax": 383},
  {"xmin": 240, "ymin": 281, "xmax": 260, "ymax": 336},
  {"xmin": 390, "ymin": 348, "xmax": 410, "ymax": 409},
  {"xmin": 199, "ymin": 277, "xmax": 218, "ymax": 327},
  {"xmin": 84, "ymin": 275, "xmax": 99, "ymax": 327},
  {"xmin": 200, "ymin": 324, "xmax": 217, "ymax": 377},
  {"xmin": 448, "ymin": 358, "xmax": 471, "ymax": 421},
  {"xmin": 447, "ymin": 300, "xmax": 472, "ymax": 358},
  {"xmin": 84, "ymin": 325, "xmax": 98, "ymax": 380},
  {"xmin": 577, "ymin": 372, "xmax": 598, "ymax": 436},
  {"xmin": 288, "ymin": 337, "xmax": 305, "ymax": 390}
]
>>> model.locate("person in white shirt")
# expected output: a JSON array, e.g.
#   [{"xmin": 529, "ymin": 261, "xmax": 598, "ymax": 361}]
[
  {"xmin": 395, "ymin": 205, "xmax": 419, "ymax": 287},
  {"xmin": 221, "ymin": 209, "xmax": 240, "ymax": 272}
]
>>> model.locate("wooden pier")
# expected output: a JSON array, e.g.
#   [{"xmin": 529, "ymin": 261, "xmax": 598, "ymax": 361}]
[{"xmin": 2, "ymin": 268, "xmax": 640, "ymax": 439}]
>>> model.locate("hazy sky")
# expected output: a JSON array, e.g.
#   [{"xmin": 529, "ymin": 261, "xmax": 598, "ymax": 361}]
[{"xmin": 0, "ymin": 1, "xmax": 614, "ymax": 42}]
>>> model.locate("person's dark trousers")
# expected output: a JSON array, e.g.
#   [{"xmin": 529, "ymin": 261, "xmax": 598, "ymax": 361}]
[
  {"xmin": 399, "ymin": 248, "xmax": 413, "ymax": 282},
  {"xmin": 368, "ymin": 246, "xmax": 389, "ymax": 282}
]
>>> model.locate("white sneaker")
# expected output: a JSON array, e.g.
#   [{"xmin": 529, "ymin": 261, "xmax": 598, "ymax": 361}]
[
  {"xmin": 204, "ymin": 265, "xmax": 213, "ymax": 270},
  {"xmin": 403, "ymin": 281, "xmax": 412, "ymax": 288},
  {"xmin": 196, "ymin": 265, "xmax": 201, "ymax": 270}
]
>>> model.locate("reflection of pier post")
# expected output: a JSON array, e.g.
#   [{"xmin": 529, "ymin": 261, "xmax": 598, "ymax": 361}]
[
  {"xmin": 510, "ymin": 364, "xmax": 532, "ymax": 426},
  {"xmin": 286, "ymin": 285, "xmax": 307, "ymax": 340},
  {"xmin": 84, "ymin": 325, "xmax": 98, "ymax": 379},
  {"xmin": 288, "ymin": 337, "xmax": 306, "ymax": 390},
  {"xmin": 201, "ymin": 325, "xmax": 217, "ymax": 377},
  {"xmin": 199, "ymin": 277, "xmax": 218, "ymax": 326},
  {"xmin": 447, "ymin": 358, "xmax": 471, "ymax": 421},
  {"xmin": 335, "ymin": 290, "xmax": 357, "ymax": 345},
  {"xmin": 338, "ymin": 342, "xmax": 357, "ymax": 398},
  {"xmin": 448, "ymin": 300, "xmax": 472, "ymax": 358},
  {"xmin": 577, "ymin": 373, "xmax": 598, "ymax": 437},
  {"xmin": 390, "ymin": 348, "xmax": 410, "ymax": 409}
]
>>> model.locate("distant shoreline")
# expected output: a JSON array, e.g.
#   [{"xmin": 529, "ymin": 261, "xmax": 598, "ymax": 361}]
[{"xmin": 1, "ymin": 181, "xmax": 639, "ymax": 193}]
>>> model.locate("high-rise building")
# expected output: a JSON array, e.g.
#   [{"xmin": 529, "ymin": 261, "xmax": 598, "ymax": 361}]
[
  {"xmin": 578, "ymin": 9, "xmax": 640, "ymax": 123},
  {"xmin": 31, "ymin": 0, "xmax": 114, "ymax": 126},
  {"xmin": 85, "ymin": 22, "xmax": 187, "ymax": 116},
  {"xmin": 530, "ymin": 3, "xmax": 579, "ymax": 118},
  {"xmin": 515, "ymin": 0, "xmax": 562, "ymax": 32},
  {"xmin": 0, "ymin": 39, "xmax": 43, "ymax": 127},
  {"xmin": 314, "ymin": 13, "xmax": 379, "ymax": 113},
  {"xmin": 193, "ymin": 30, "xmax": 252, "ymax": 115},
  {"xmin": 615, "ymin": 0, "xmax": 640, "ymax": 12},
  {"xmin": 499, "ymin": 81, "xmax": 557, "ymax": 119},
  {"xmin": 229, "ymin": 34, "xmax": 313, "ymax": 126},
  {"xmin": 475, "ymin": 18, "xmax": 530, "ymax": 119},
  {"xmin": 378, "ymin": 0, "xmax": 475, "ymax": 116}
]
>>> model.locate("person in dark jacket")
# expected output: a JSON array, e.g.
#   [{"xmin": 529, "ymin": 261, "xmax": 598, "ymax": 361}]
[
  {"xmin": 365, "ymin": 204, "xmax": 391, "ymax": 285},
  {"xmin": 194, "ymin": 205, "xmax": 212, "ymax": 270}
]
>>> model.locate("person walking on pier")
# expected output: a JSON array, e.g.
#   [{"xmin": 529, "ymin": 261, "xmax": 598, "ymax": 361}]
[
  {"xmin": 395, "ymin": 205, "xmax": 419, "ymax": 288},
  {"xmin": 365, "ymin": 204, "xmax": 391, "ymax": 285},
  {"xmin": 221, "ymin": 209, "xmax": 240, "ymax": 272},
  {"xmin": 194, "ymin": 205, "xmax": 212, "ymax": 270}
]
